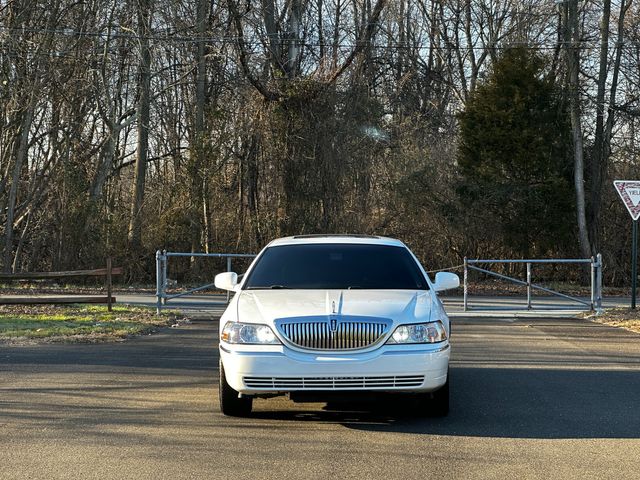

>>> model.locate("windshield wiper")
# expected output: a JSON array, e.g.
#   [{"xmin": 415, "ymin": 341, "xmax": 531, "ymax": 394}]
[{"xmin": 246, "ymin": 285, "xmax": 290, "ymax": 290}]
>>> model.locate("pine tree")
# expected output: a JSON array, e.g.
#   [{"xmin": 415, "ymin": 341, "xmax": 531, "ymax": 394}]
[{"xmin": 457, "ymin": 47, "xmax": 575, "ymax": 256}]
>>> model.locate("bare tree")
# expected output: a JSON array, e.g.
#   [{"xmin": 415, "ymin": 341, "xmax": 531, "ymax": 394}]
[
  {"xmin": 589, "ymin": 0, "xmax": 633, "ymax": 254},
  {"xmin": 128, "ymin": 0, "xmax": 152, "ymax": 252},
  {"xmin": 562, "ymin": 0, "xmax": 591, "ymax": 259}
]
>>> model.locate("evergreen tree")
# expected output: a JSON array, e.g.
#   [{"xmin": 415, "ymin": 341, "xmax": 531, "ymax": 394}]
[{"xmin": 457, "ymin": 47, "xmax": 575, "ymax": 256}]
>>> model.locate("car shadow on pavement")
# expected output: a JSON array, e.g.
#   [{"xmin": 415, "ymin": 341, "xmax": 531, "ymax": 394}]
[{"xmin": 251, "ymin": 366, "xmax": 640, "ymax": 439}]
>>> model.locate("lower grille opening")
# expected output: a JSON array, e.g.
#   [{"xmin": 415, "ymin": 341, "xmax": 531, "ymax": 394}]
[{"xmin": 243, "ymin": 375, "xmax": 425, "ymax": 390}]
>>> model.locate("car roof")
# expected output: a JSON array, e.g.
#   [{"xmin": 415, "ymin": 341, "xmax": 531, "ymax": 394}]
[{"xmin": 266, "ymin": 234, "xmax": 406, "ymax": 248}]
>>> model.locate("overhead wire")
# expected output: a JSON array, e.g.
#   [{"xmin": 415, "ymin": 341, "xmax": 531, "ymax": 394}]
[{"xmin": 0, "ymin": 24, "xmax": 638, "ymax": 51}]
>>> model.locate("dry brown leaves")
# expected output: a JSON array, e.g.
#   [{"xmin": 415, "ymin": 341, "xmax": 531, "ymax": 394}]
[{"xmin": 582, "ymin": 307, "xmax": 640, "ymax": 335}]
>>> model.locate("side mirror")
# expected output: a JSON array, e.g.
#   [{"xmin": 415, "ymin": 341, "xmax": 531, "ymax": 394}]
[
  {"xmin": 433, "ymin": 272, "xmax": 460, "ymax": 292},
  {"xmin": 215, "ymin": 272, "xmax": 238, "ymax": 291}
]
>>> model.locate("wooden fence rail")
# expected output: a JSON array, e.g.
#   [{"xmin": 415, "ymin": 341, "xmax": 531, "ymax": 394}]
[
  {"xmin": 0, "ymin": 267, "xmax": 123, "ymax": 280},
  {"xmin": 0, "ymin": 259, "xmax": 122, "ymax": 311}
]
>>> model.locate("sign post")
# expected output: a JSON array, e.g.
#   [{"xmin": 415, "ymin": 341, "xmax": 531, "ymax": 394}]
[
  {"xmin": 633, "ymin": 220, "xmax": 638, "ymax": 309},
  {"xmin": 613, "ymin": 180, "xmax": 640, "ymax": 309}
]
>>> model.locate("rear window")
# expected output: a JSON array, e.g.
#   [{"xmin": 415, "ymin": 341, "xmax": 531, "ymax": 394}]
[{"xmin": 244, "ymin": 244, "xmax": 428, "ymax": 290}]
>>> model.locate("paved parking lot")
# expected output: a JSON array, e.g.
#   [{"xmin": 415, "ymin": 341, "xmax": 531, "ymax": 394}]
[{"xmin": 1, "ymin": 315, "xmax": 640, "ymax": 479}]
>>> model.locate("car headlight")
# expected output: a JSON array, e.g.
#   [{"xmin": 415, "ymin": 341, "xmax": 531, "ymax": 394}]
[
  {"xmin": 221, "ymin": 322, "xmax": 281, "ymax": 345},
  {"xmin": 386, "ymin": 321, "xmax": 448, "ymax": 344}
]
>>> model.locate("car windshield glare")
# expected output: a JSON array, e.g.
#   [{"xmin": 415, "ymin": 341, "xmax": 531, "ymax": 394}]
[{"xmin": 244, "ymin": 244, "xmax": 428, "ymax": 290}]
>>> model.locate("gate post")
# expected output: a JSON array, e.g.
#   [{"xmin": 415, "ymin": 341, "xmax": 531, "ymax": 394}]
[
  {"xmin": 162, "ymin": 250, "xmax": 167, "ymax": 305},
  {"xmin": 106, "ymin": 257, "xmax": 113, "ymax": 312},
  {"xmin": 596, "ymin": 253, "xmax": 603, "ymax": 310},
  {"xmin": 526, "ymin": 262, "xmax": 532, "ymax": 310},
  {"xmin": 463, "ymin": 257, "xmax": 468, "ymax": 312},
  {"xmin": 155, "ymin": 250, "xmax": 163, "ymax": 314},
  {"xmin": 590, "ymin": 256, "xmax": 596, "ymax": 310}
]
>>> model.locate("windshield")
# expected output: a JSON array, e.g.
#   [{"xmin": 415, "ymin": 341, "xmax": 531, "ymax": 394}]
[{"xmin": 243, "ymin": 243, "xmax": 428, "ymax": 290}]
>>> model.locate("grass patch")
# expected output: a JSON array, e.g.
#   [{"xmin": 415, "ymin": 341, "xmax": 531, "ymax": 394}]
[
  {"xmin": 582, "ymin": 307, "xmax": 640, "ymax": 335},
  {"xmin": 0, "ymin": 304, "xmax": 184, "ymax": 343}
]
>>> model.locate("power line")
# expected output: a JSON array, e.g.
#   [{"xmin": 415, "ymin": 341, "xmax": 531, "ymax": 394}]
[{"xmin": 1, "ymin": 25, "xmax": 639, "ymax": 51}]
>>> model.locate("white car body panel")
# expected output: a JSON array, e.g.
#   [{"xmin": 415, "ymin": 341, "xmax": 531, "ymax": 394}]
[{"xmin": 218, "ymin": 236, "xmax": 452, "ymax": 395}]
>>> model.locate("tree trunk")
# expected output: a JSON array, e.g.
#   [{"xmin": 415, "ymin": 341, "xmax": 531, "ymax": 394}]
[
  {"xmin": 588, "ymin": 0, "xmax": 611, "ymax": 255},
  {"xmin": 3, "ymin": 104, "xmax": 34, "ymax": 272},
  {"xmin": 195, "ymin": 0, "xmax": 206, "ymax": 137},
  {"xmin": 261, "ymin": 0, "xmax": 283, "ymax": 76},
  {"xmin": 91, "ymin": 122, "xmax": 118, "ymax": 202},
  {"xmin": 286, "ymin": 0, "xmax": 303, "ymax": 77},
  {"xmin": 564, "ymin": 0, "xmax": 592, "ymax": 259},
  {"xmin": 128, "ymin": 0, "xmax": 152, "ymax": 251},
  {"xmin": 190, "ymin": 0, "xmax": 208, "ymax": 259}
]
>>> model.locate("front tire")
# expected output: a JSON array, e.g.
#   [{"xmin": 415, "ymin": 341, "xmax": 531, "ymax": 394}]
[
  {"xmin": 429, "ymin": 374, "xmax": 449, "ymax": 417},
  {"xmin": 413, "ymin": 372, "xmax": 449, "ymax": 417},
  {"xmin": 219, "ymin": 361, "xmax": 253, "ymax": 417}
]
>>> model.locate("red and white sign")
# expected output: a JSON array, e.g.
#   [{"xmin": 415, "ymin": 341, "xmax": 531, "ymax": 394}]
[{"xmin": 614, "ymin": 180, "xmax": 640, "ymax": 221}]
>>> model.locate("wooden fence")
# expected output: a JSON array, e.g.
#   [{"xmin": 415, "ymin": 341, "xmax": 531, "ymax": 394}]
[{"xmin": 0, "ymin": 259, "xmax": 123, "ymax": 311}]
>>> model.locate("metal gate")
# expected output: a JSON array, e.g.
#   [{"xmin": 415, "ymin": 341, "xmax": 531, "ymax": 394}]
[
  {"xmin": 155, "ymin": 250, "xmax": 256, "ymax": 313},
  {"xmin": 463, "ymin": 254, "xmax": 603, "ymax": 312}
]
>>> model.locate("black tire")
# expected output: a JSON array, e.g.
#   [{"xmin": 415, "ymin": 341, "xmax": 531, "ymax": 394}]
[
  {"xmin": 412, "ymin": 372, "xmax": 449, "ymax": 417},
  {"xmin": 430, "ymin": 374, "xmax": 449, "ymax": 417},
  {"xmin": 219, "ymin": 361, "xmax": 253, "ymax": 417}
]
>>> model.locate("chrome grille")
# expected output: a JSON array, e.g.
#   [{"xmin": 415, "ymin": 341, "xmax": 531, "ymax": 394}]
[
  {"xmin": 276, "ymin": 318, "xmax": 390, "ymax": 350},
  {"xmin": 244, "ymin": 375, "xmax": 425, "ymax": 390}
]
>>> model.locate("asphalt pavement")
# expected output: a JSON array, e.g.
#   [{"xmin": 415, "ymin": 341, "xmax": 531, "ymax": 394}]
[{"xmin": 1, "ymin": 314, "xmax": 640, "ymax": 479}]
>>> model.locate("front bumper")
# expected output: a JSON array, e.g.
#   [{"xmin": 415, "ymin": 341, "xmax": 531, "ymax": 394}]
[{"xmin": 220, "ymin": 342, "xmax": 450, "ymax": 395}]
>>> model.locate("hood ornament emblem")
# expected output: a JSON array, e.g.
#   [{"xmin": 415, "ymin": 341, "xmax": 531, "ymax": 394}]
[{"xmin": 329, "ymin": 301, "xmax": 338, "ymax": 333}]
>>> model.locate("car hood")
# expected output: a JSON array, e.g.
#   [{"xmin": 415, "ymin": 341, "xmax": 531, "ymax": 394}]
[{"xmin": 234, "ymin": 289, "xmax": 436, "ymax": 326}]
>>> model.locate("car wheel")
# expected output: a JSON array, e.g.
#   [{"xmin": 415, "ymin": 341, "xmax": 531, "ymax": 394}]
[
  {"xmin": 219, "ymin": 361, "xmax": 253, "ymax": 417},
  {"xmin": 429, "ymin": 374, "xmax": 449, "ymax": 417},
  {"xmin": 413, "ymin": 372, "xmax": 449, "ymax": 417}
]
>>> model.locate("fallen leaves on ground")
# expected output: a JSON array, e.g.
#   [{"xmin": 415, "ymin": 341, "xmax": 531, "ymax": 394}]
[{"xmin": 581, "ymin": 307, "xmax": 640, "ymax": 335}]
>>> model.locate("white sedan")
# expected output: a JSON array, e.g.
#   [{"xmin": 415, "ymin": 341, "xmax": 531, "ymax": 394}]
[{"xmin": 214, "ymin": 235, "xmax": 459, "ymax": 417}]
